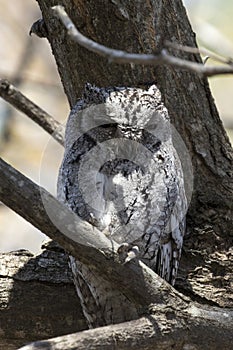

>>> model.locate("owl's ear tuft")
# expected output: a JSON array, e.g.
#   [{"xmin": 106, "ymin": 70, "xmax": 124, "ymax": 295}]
[
  {"xmin": 148, "ymin": 85, "xmax": 162, "ymax": 102},
  {"xmin": 84, "ymin": 82, "xmax": 99, "ymax": 95},
  {"xmin": 83, "ymin": 83, "xmax": 108, "ymax": 105}
]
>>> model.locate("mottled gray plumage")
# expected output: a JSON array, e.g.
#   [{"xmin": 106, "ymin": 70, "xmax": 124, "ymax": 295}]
[{"xmin": 57, "ymin": 83, "xmax": 187, "ymax": 327}]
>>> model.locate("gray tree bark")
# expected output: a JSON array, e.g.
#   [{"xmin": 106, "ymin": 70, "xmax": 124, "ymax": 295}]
[
  {"xmin": 0, "ymin": 0, "xmax": 232, "ymax": 349},
  {"xmin": 0, "ymin": 249, "xmax": 86, "ymax": 350}
]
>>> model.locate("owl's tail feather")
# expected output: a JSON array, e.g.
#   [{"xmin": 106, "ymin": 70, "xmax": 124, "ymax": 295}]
[{"xmin": 157, "ymin": 242, "xmax": 179, "ymax": 286}]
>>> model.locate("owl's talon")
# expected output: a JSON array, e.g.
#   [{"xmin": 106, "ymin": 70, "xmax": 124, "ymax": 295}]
[
  {"xmin": 117, "ymin": 242, "xmax": 130, "ymax": 254},
  {"xmin": 117, "ymin": 243, "xmax": 139, "ymax": 264},
  {"xmin": 124, "ymin": 246, "xmax": 140, "ymax": 264}
]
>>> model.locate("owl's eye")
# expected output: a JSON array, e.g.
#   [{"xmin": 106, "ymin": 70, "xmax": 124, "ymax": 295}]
[{"xmin": 100, "ymin": 123, "xmax": 117, "ymax": 129}]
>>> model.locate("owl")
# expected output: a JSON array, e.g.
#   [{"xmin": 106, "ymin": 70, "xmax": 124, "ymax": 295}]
[{"xmin": 57, "ymin": 83, "xmax": 187, "ymax": 327}]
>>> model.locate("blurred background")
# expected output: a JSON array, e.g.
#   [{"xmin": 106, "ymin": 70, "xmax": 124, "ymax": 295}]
[{"xmin": 0, "ymin": 1, "xmax": 232, "ymax": 254}]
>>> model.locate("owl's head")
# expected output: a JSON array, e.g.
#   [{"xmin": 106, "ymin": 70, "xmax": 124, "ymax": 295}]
[
  {"xmin": 82, "ymin": 83, "xmax": 169, "ymax": 130},
  {"xmin": 106, "ymin": 85, "xmax": 163, "ymax": 127}
]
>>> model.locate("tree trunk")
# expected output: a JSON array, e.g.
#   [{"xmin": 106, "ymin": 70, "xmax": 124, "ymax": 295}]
[{"xmin": 35, "ymin": 0, "xmax": 233, "ymax": 305}]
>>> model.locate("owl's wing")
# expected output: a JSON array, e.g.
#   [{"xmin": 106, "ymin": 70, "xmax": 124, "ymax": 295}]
[{"xmin": 139, "ymin": 147, "xmax": 187, "ymax": 285}]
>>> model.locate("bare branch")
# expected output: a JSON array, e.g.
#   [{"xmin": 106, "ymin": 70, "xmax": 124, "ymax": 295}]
[
  {"xmin": 0, "ymin": 79, "xmax": 64, "ymax": 145},
  {"xmin": 164, "ymin": 40, "xmax": 233, "ymax": 65},
  {"xmin": 0, "ymin": 156, "xmax": 179, "ymax": 309},
  {"xmin": 18, "ymin": 307, "xmax": 233, "ymax": 350},
  {"xmin": 52, "ymin": 5, "xmax": 233, "ymax": 77}
]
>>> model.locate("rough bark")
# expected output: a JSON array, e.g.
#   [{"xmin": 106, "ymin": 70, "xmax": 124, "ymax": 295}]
[
  {"xmin": 18, "ymin": 310, "xmax": 233, "ymax": 350},
  {"xmin": 1, "ymin": 249, "xmax": 233, "ymax": 350},
  {"xmin": 0, "ymin": 249, "xmax": 86, "ymax": 350}
]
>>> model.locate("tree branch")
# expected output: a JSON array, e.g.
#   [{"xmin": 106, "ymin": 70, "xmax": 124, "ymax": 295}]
[
  {"xmin": 1, "ymin": 151, "xmax": 233, "ymax": 350},
  {"xmin": 0, "ymin": 250, "xmax": 86, "ymax": 349},
  {"xmin": 0, "ymin": 156, "xmax": 180, "ymax": 309},
  {"xmin": 0, "ymin": 248, "xmax": 232, "ymax": 350},
  {"xmin": 164, "ymin": 41, "xmax": 233, "ymax": 65},
  {"xmin": 0, "ymin": 79, "xmax": 64, "ymax": 145},
  {"xmin": 52, "ymin": 5, "xmax": 233, "ymax": 77},
  {"xmin": 18, "ymin": 306, "xmax": 233, "ymax": 350}
]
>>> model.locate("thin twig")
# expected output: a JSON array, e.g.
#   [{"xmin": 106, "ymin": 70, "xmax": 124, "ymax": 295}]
[
  {"xmin": 164, "ymin": 40, "xmax": 233, "ymax": 65},
  {"xmin": 52, "ymin": 5, "xmax": 233, "ymax": 77},
  {"xmin": 0, "ymin": 79, "xmax": 65, "ymax": 146}
]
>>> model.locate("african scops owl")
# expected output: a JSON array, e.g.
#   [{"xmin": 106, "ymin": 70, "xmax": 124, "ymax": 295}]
[{"xmin": 57, "ymin": 83, "xmax": 187, "ymax": 327}]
